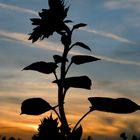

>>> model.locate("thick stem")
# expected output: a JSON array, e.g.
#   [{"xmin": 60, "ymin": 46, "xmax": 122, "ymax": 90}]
[
  {"xmin": 58, "ymin": 27, "xmax": 72, "ymax": 135},
  {"xmin": 72, "ymin": 110, "xmax": 92, "ymax": 132},
  {"xmin": 58, "ymin": 48, "xmax": 70, "ymax": 134}
]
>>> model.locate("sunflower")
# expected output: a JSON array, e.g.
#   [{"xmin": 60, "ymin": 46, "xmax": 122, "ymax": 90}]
[{"xmin": 29, "ymin": 0, "xmax": 69, "ymax": 43}]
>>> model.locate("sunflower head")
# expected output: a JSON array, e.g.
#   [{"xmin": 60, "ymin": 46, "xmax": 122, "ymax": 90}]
[{"xmin": 29, "ymin": 0, "xmax": 69, "ymax": 43}]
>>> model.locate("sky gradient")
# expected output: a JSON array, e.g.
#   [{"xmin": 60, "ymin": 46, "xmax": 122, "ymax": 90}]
[{"xmin": 0, "ymin": 0, "xmax": 140, "ymax": 139}]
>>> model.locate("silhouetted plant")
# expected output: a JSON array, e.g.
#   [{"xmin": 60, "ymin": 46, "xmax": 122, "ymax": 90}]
[
  {"xmin": 21, "ymin": 0, "xmax": 140, "ymax": 139},
  {"xmin": 2, "ymin": 136, "xmax": 6, "ymax": 140},
  {"xmin": 120, "ymin": 133, "xmax": 140, "ymax": 140},
  {"xmin": 132, "ymin": 135, "xmax": 138, "ymax": 140},
  {"xmin": 0, "ymin": 136, "xmax": 20, "ymax": 140},
  {"xmin": 32, "ymin": 115, "xmax": 65, "ymax": 140},
  {"xmin": 120, "ymin": 133, "xmax": 128, "ymax": 140},
  {"xmin": 9, "ymin": 137, "xmax": 16, "ymax": 140}
]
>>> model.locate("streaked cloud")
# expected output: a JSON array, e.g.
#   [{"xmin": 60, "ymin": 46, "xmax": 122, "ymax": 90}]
[
  {"xmin": 1, "ymin": 30, "xmax": 140, "ymax": 67},
  {"xmin": 82, "ymin": 27, "xmax": 136, "ymax": 44},
  {"xmin": 0, "ymin": 2, "xmax": 136, "ymax": 45},
  {"xmin": 93, "ymin": 53, "xmax": 140, "ymax": 66},
  {"xmin": 0, "ymin": 2, "xmax": 37, "ymax": 16},
  {"xmin": 0, "ymin": 30, "xmax": 62, "ymax": 52},
  {"xmin": 104, "ymin": 0, "xmax": 140, "ymax": 12}
]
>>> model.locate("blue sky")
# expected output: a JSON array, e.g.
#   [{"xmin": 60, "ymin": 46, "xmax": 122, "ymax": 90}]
[{"xmin": 0, "ymin": 0, "xmax": 140, "ymax": 139}]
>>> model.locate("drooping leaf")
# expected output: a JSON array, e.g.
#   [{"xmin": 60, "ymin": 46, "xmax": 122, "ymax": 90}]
[
  {"xmin": 53, "ymin": 55, "xmax": 68, "ymax": 63},
  {"xmin": 88, "ymin": 97, "xmax": 140, "ymax": 114},
  {"xmin": 69, "ymin": 125, "xmax": 83, "ymax": 140},
  {"xmin": 64, "ymin": 20, "xmax": 73, "ymax": 23},
  {"xmin": 53, "ymin": 76, "xmax": 92, "ymax": 90},
  {"xmin": 71, "ymin": 55, "xmax": 100, "ymax": 65},
  {"xmin": 72, "ymin": 42, "xmax": 91, "ymax": 51},
  {"xmin": 21, "ymin": 98, "xmax": 52, "ymax": 115},
  {"xmin": 23, "ymin": 61, "xmax": 58, "ymax": 74},
  {"xmin": 72, "ymin": 23, "xmax": 87, "ymax": 30}
]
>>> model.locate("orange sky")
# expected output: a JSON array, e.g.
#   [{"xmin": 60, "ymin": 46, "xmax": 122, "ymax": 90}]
[{"xmin": 0, "ymin": 88, "xmax": 140, "ymax": 140}]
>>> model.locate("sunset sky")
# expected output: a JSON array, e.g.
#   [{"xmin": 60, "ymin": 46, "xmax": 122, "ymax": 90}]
[{"xmin": 0, "ymin": 0, "xmax": 140, "ymax": 139}]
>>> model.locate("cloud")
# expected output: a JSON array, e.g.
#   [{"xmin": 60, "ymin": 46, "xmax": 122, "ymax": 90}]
[
  {"xmin": 0, "ymin": 2, "xmax": 136, "ymax": 45},
  {"xmin": 94, "ymin": 79, "xmax": 140, "ymax": 102},
  {"xmin": 1, "ymin": 30, "xmax": 140, "ymax": 67},
  {"xmin": 0, "ymin": 2, "xmax": 37, "ymax": 16},
  {"xmin": 82, "ymin": 27, "xmax": 136, "ymax": 44},
  {"xmin": 0, "ymin": 30, "xmax": 62, "ymax": 53},
  {"xmin": 93, "ymin": 53, "xmax": 140, "ymax": 66},
  {"xmin": 104, "ymin": 0, "xmax": 140, "ymax": 13}
]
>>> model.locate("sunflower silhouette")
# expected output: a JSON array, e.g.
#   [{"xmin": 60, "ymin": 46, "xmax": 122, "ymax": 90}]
[{"xmin": 29, "ymin": 0, "xmax": 70, "ymax": 43}]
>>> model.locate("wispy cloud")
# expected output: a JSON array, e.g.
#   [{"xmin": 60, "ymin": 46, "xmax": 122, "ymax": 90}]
[
  {"xmin": 0, "ymin": 3, "xmax": 37, "ymax": 16},
  {"xmin": 0, "ymin": 30, "xmax": 62, "ymax": 52},
  {"xmin": 1, "ymin": 30, "xmax": 140, "ymax": 67},
  {"xmin": 104, "ymin": 0, "xmax": 140, "ymax": 12},
  {"xmin": 0, "ymin": 2, "xmax": 139, "ymax": 66},
  {"xmin": 0, "ymin": 2, "xmax": 136, "ymax": 45},
  {"xmin": 82, "ymin": 27, "xmax": 136, "ymax": 44},
  {"xmin": 93, "ymin": 53, "xmax": 140, "ymax": 66},
  {"xmin": 0, "ymin": 2, "xmax": 136, "ymax": 44}
]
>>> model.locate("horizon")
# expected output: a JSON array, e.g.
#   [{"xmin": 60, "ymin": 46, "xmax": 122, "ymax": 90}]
[{"xmin": 0, "ymin": 0, "xmax": 140, "ymax": 139}]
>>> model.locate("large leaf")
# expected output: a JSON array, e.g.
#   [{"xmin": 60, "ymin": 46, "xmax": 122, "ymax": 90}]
[
  {"xmin": 69, "ymin": 125, "xmax": 83, "ymax": 140},
  {"xmin": 21, "ymin": 98, "xmax": 52, "ymax": 115},
  {"xmin": 72, "ymin": 42, "xmax": 91, "ymax": 51},
  {"xmin": 71, "ymin": 55, "xmax": 100, "ymax": 65},
  {"xmin": 53, "ymin": 76, "xmax": 92, "ymax": 90},
  {"xmin": 23, "ymin": 61, "xmax": 58, "ymax": 74},
  {"xmin": 88, "ymin": 97, "xmax": 140, "ymax": 114},
  {"xmin": 53, "ymin": 55, "xmax": 68, "ymax": 64},
  {"xmin": 72, "ymin": 23, "xmax": 87, "ymax": 30}
]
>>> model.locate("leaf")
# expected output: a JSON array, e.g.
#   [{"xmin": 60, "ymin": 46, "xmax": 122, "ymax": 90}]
[
  {"xmin": 23, "ymin": 61, "xmax": 58, "ymax": 74},
  {"xmin": 61, "ymin": 34, "xmax": 71, "ymax": 46},
  {"xmin": 88, "ymin": 97, "xmax": 140, "ymax": 114},
  {"xmin": 71, "ymin": 55, "xmax": 100, "ymax": 65},
  {"xmin": 64, "ymin": 20, "xmax": 73, "ymax": 23},
  {"xmin": 53, "ymin": 75, "xmax": 92, "ymax": 90},
  {"xmin": 21, "ymin": 98, "xmax": 52, "ymax": 115},
  {"xmin": 72, "ymin": 42, "xmax": 91, "ymax": 51},
  {"xmin": 53, "ymin": 55, "xmax": 68, "ymax": 63},
  {"xmin": 30, "ymin": 18, "xmax": 41, "ymax": 25},
  {"xmin": 70, "ymin": 125, "xmax": 83, "ymax": 140},
  {"xmin": 72, "ymin": 23, "xmax": 87, "ymax": 30}
]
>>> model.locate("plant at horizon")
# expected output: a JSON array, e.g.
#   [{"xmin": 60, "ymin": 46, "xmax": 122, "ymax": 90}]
[
  {"xmin": 21, "ymin": 0, "xmax": 140, "ymax": 139},
  {"xmin": 120, "ymin": 132, "xmax": 140, "ymax": 140}
]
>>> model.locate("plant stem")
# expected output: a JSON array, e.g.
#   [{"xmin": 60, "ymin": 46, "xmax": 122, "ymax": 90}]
[
  {"xmin": 72, "ymin": 110, "xmax": 92, "ymax": 132},
  {"xmin": 65, "ymin": 61, "xmax": 72, "ymax": 76},
  {"xmin": 58, "ymin": 26, "xmax": 72, "ymax": 135},
  {"xmin": 53, "ymin": 71, "xmax": 59, "ymax": 81},
  {"xmin": 58, "ymin": 47, "xmax": 70, "ymax": 134},
  {"xmin": 53, "ymin": 108, "xmax": 61, "ymax": 122}
]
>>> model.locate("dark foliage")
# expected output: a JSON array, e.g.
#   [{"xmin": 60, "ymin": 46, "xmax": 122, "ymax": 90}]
[
  {"xmin": 20, "ymin": 0, "xmax": 140, "ymax": 139},
  {"xmin": 88, "ymin": 97, "xmax": 140, "ymax": 113},
  {"xmin": 29, "ymin": 0, "xmax": 69, "ymax": 42},
  {"xmin": 21, "ymin": 98, "xmax": 53, "ymax": 115},
  {"xmin": 53, "ymin": 75, "xmax": 92, "ymax": 90},
  {"xmin": 23, "ymin": 61, "xmax": 58, "ymax": 74},
  {"xmin": 32, "ymin": 115, "xmax": 65, "ymax": 140}
]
